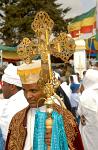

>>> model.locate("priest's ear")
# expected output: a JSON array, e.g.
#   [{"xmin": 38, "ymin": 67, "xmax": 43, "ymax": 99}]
[{"xmin": 10, "ymin": 84, "xmax": 21, "ymax": 94}]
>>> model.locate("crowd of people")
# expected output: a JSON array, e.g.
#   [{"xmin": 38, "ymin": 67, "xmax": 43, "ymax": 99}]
[
  {"xmin": 0, "ymin": 60, "xmax": 98, "ymax": 150},
  {"xmin": 55, "ymin": 64, "xmax": 98, "ymax": 150}
]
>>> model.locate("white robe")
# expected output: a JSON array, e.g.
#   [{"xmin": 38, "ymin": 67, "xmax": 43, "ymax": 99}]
[
  {"xmin": 70, "ymin": 93, "xmax": 80, "ymax": 108},
  {"xmin": 78, "ymin": 89, "xmax": 98, "ymax": 150},
  {"xmin": 60, "ymin": 82, "xmax": 71, "ymax": 100},
  {"xmin": 0, "ymin": 90, "xmax": 28, "ymax": 140},
  {"xmin": 24, "ymin": 106, "xmax": 46, "ymax": 150}
]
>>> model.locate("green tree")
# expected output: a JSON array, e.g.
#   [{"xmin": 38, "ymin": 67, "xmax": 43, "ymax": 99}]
[{"xmin": 1, "ymin": 0, "xmax": 71, "ymax": 45}]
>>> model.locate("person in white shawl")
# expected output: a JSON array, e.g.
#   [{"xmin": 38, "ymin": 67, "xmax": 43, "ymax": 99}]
[
  {"xmin": 78, "ymin": 69, "xmax": 98, "ymax": 150},
  {"xmin": 0, "ymin": 64, "xmax": 28, "ymax": 141}
]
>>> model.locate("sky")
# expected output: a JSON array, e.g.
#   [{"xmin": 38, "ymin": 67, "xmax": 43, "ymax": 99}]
[{"xmin": 57, "ymin": 0, "xmax": 96, "ymax": 19}]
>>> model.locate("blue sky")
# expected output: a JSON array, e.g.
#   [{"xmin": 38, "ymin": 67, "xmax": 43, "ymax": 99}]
[{"xmin": 57, "ymin": 0, "xmax": 96, "ymax": 19}]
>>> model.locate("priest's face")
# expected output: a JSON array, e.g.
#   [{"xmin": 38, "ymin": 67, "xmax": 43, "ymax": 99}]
[{"xmin": 22, "ymin": 83, "xmax": 45, "ymax": 108}]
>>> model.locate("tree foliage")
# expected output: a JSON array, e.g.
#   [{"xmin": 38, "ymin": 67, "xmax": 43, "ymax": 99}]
[{"xmin": 0, "ymin": 0, "xmax": 71, "ymax": 45}]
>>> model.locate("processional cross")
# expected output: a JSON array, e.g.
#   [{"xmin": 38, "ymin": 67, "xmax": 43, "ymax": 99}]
[{"xmin": 17, "ymin": 11, "xmax": 75, "ymax": 95}]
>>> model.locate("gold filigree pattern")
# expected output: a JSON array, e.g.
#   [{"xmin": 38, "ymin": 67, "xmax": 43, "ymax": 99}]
[
  {"xmin": 51, "ymin": 32, "xmax": 75, "ymax": 51},
  {"xmin": 6, "ymin": 108, "xmax": 27, "ymax": 150},
  {"xmin": 17, "ymin": 38, "xmax": 32, "ymax": 64},
  {"xmin": 52, "ymin": 49, "xmax": 74, "ymax": 63},
  {"xmin": 50, "ymin": 32, "xmax": 76, "ymax": 63},
  {"xmin": 31, "ymin": 11, "xmax": 54, "ymax": 36},
  {"xmin": 43, "ymin": 82, "xmax": 54, "ymax": 98}
]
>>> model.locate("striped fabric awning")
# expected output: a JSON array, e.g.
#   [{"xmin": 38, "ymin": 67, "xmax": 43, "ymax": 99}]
[{"xmin": 68, "ymin": 7, "xmax": 96, "ymax": 38}]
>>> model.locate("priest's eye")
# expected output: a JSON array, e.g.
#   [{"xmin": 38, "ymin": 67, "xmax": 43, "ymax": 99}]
[
  {"xmin": 23, "ymin": 88, "xmax": 39, "ymax": 93},
  {"xmin": 30, "ymin": 89, "xmax": 39, "ymax": 93}
]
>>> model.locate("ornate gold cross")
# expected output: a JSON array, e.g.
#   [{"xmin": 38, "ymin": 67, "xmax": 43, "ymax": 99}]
[{"xmin": 17, "ymin": 11, "xmax": 75, "ymax": 85}]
